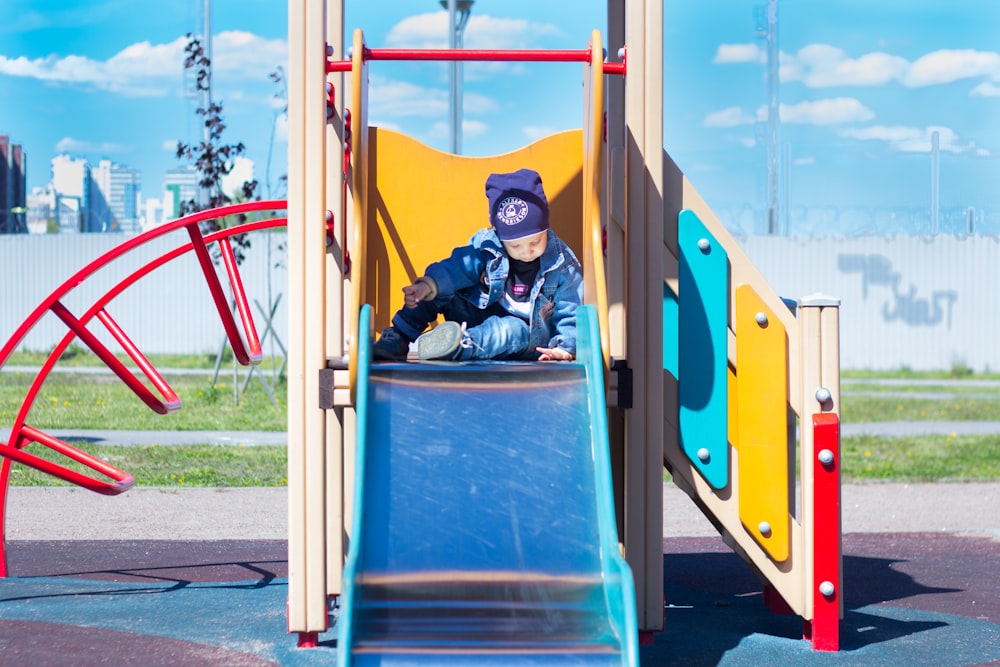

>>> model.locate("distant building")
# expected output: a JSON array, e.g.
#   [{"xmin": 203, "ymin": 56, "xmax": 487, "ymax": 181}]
[
  {"xmin": 0, "ymin": 135, "xmax": 28, "ymax": 234},
  {"xmin": 47, "ymin": 154, "xmax": 143, "ymax": 233},
  {"xmin": 163, "ymin": 166, "xmax": 199, "ymax": 220},
  {"xmin": 92, "ymin": 159, "xmax": 141, "ymax": 234},
  {"xmin": 144, "ymin": 197, "xmax": 164, "ymax": 231},
  {"xmin": 25, "ymin": 186, "xmax": 54, "ymax": 233},
  {"xmin": 50, "ymin": 155, "xmax": 90, "ymax": 233}
]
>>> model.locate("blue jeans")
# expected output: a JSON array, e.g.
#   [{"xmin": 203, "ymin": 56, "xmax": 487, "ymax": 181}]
[{"xmin": 391, "ymin": 296, "xmax": 534, "ymax": 360}]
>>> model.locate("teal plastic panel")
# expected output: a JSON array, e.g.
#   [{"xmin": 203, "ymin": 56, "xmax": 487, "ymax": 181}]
[
  {"xmin": 678, "ymin": 209, "xmax": 730, "ymax": 489},
  {"xmin": 663, "ymin": 281, "xmax": 678, "ymax": 378}
]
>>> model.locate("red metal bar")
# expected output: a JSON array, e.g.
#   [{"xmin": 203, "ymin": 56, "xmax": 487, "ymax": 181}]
[
  {"xmin": 1, "ymin": 425, "xmax": 134, "ymax": 495},
  {"xmin": 806, "ymin": 413, "xmax": 841, "ymax": 651},
  {"xmin": 219, "ymin": 237, "xmax": 264, "ymax": 361},
  {"xmin": 96, "ymin": 309, "xmax": 180, "ymax": 410},
  {"xmin": 0, "ymin": 202, "xmax": 287, "ymax": 578},
  {"xmin": 342, "ymin": 109, "xmax": 353, "ymax": 274},
  {"xmin": 367, "ymin": 47, "xmax": 592, "ymax": 62},
  {"xmin": 185, "ymin": 223, "xmax": 262, "ymax": 366},
  {"xmin": 0, "ymin": 200, "xmax": 287, "ymax": 370},
  {"xmin": 49, "ymin": 301, "xmax": 180, "ymax": 415},
  {"xmin": 326, "ymin": 47, "xmax": 627, "ymax": 75}
]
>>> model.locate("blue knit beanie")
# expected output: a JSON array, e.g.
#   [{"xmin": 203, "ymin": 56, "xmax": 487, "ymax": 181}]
[{"xmin": 485, "ymin": 168, "xmax": 550, "ymax": 241}]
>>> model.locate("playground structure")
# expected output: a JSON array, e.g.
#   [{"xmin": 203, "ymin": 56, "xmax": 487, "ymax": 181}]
[{"xmin": 0, "ymin": 0, "xmax": 843, "ymax": 662}]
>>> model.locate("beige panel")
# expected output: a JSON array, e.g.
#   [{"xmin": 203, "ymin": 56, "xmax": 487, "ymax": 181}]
[
  {"xmin": 798, "ymin": 303, "xmax": 822, "ymax": 618},
  {"xmin": 287, "ymin": 0, "xmax": 331, "ymax": 634},
  {"xmin": 301, "ymin": 0, "xmax": 330, "ymax": 633},
  {"xmin": 324, "ymin": 0, "xmax": 346, "ymax": 601},
  {"xmin": 621, "ymin": 0, "xmax": 666, "ymax": 632},
  {"xmin": 286, "ymin": 0, "xmax": 309, "ymax": 633}
]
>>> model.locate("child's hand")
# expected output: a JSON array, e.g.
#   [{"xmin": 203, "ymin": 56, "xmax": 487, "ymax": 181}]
[
  {"xmin": 402, "ymin": 282, "xmax": 430, "ymax": 308},
  {"xmin": 536, "ymin": 346, "xmax": 574, "ymax": 362}
]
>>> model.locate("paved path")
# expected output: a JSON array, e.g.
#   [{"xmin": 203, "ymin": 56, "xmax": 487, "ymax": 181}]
[
  {"xmin": 8, "ymin": 416, "xmax": 1000, "ymax": 448},
  {"xmin": 6, "ymin": 482, "xmax": 998, "ymax": 542}
]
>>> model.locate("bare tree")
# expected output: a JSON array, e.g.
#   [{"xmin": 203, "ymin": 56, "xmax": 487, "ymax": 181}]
[{"xmin": 176, "ymin": 33, "xmax": 259, "ymax": 264}]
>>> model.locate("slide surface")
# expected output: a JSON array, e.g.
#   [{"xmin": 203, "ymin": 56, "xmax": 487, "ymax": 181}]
[{"xmin": 340, "ymin": 310, "xmax": 636, "ymax": 665}]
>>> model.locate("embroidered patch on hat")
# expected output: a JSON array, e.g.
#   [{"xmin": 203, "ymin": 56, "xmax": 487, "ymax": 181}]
[{"xmin": 496, "ymin": 196, "xmax": 529, "ymax": 227}]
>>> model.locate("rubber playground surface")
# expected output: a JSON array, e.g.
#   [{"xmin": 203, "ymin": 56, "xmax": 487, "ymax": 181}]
[{"xmin": 0, "ymin": 487, "xmax": 996, "ymax": 665}]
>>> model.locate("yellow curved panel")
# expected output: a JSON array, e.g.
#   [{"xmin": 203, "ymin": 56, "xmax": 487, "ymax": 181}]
[
  {"xmin": 349, "ymin": 28, "xmax": 368, "ymax": 401},
  {"xmin": 583, "ymin": 29, "xmax": 610, "ymax": 376},
  {"xmin": 735, "ymin": 283, "xmax": 790, "ymax": 562},
  {"xmin": 728, "ymin": 364, "xmax": 738, "ymax": 449},
  {"xmin": 364, "ymin": 129, "xmax": 585, "ymax": 334}
]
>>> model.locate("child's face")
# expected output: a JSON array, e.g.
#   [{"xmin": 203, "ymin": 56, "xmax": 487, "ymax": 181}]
[{"xmin": 502, "ymin": 230, "xmax": 548, "ymax": 262}]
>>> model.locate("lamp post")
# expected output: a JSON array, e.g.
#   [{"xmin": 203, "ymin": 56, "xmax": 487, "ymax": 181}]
[{"xmin": 440, "ymin": 0, "xmax": 474, "ymax": 154}]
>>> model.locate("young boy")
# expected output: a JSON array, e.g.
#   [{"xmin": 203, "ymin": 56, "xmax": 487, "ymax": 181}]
[{"xmin": 372, "ymin": 168, "xmax": 583, "ymax": 362}]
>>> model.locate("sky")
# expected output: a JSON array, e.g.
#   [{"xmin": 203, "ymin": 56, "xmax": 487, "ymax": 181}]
[{"xmin": 3, "ymin": 1, "xmax": 1000, "ymax": 236}]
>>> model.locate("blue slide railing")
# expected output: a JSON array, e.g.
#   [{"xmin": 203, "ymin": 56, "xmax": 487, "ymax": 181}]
[{"xmin": 340, "ymin": 305, "xmax": 637, "ymax": 665}]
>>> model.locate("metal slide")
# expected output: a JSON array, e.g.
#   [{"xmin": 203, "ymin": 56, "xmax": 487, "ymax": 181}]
[{"xmin": 339, "ymin": 305, "xmax": 637, "ymax": 666}]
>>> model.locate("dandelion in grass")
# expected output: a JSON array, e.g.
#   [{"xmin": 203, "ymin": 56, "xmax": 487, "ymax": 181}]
[{"xmin": 864, "ymin": 450, "xmax": 871, "ymax": 458}]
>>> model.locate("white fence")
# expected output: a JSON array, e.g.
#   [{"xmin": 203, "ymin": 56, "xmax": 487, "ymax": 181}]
[
  {"xmin": 1, "ymin": 232, "xmax": 997, "ymax": 371},
  {"xmin": 0, "ymin": 232, "xmax": 289, "ymax": 361}
]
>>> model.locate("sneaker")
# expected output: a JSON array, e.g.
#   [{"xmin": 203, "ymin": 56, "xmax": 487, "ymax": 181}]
[
  {"xmin": 416, "ymin": 321, "xmax": 465, "ymax": 360},
  {"xmin": 372, "ymin": 326, "xmax": 410, "ymax": 361}
]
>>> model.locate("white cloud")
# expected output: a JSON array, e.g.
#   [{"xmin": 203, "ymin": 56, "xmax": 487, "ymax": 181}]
[
  {"xmin": 385, "ymin": 12, "xmax": 562, "ymax": 50},
  {"xmin": 713, "ymin": 43, "xmax": 763, "ymax": 65},
  {"xmin": 55, "ymin": 137, "xmax": 133, "ymax": 154},
  {"xmin": 0, "ymin": 31, "xmax": 287, "ymax": 98},
  {"xmin": 369, "ymin": 76, "xmax": 449, "ymax": 117},
  {"xmin": 427, "ymin": 121, "xmax": 449, "ymax": 140},
  {"xmin": 703, "ymin": 106, "xmax": 755, "ymax": 128},
  {"xmin": 161, "ymin": 139, "xmax": 178, "ymax": 152},
  {"xmin": 903, "ymin": 49, "xmax": 1000, "ymax": 87},
  {"xmin": 970, "ymin": 81, "xmax": 1000, "ymax": 97},
  {"xmin": 463, "ymin": 119, "xmax": 487, "ymax": 137},
  {"xmin": 784, "ymin": 44, "xmax": 909, "ymax": 87},
  {"xmin": 718, "ymin": 42, "xmax": 1000, "ymax": 91},
  {"xmin": 769, "ymin": 98, "xmax": 875, "ymax": 125},
  {"xmin": 273, "ymin": 114, "xmax": 289, "ymax": 143},
  {"xmin": 523, "ymin": 126, "xmax": 559, "ymax": 141},
  {"xmin": 793, "ymin": 156, "xmax": 816, "ymax": 166},
  {"xmin": 839, "ymin": 125, "xmax": 978, "ymax": 153},
  {"xmin": 211, "ymin": 30, "xmax": 287, "ymax": 81},
  {"xmin": 222, "ymin": 156, "xmax": 255, "ymax": 196}
]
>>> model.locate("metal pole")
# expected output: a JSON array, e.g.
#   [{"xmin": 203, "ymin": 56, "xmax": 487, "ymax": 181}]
[
  {"xmin": 931, "ymin": 130, "xmax": 940, "ymax": 234},
  {"xmin": 766, "ymin": 0, "xmax": 779, "ymax": 235},
  {"xmin": 446, "ymin": 0, "xmax": 458, "ymax": 153},
  {"xmin": 201, "ymin": 0, "xmax": 213, "ymax": 207}
]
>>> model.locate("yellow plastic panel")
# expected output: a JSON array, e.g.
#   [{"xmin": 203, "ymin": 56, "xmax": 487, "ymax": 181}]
[
  {"xmin": 364, "ymin": 129, "xmax": 584, "ymax": 333},
  {"xmin": 735, "ymin": 283, "xmax": 789, "ymax": 562},
  {"xmin": 728, "ymin": 364, "xmax": 738, "ymax": 449}
]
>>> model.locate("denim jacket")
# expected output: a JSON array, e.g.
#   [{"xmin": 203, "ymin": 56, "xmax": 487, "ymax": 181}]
[{"xmin": 424, "ymin": 228, "xmax": 583, "ymax": 355}]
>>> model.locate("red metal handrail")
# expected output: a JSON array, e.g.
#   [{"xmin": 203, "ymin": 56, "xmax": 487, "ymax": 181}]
[{"xmin": 326, "ymin": 46, "xmax": 626, "ymax": 75}]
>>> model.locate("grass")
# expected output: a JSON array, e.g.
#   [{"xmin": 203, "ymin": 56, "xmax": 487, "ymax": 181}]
[
  {"xmin": 841, "ymin": 434, "xmax": 1000, "ymax": 482},
  {"xmin": 0, "ymin": 367, "xmax": 286, "ymax": 431},
  {"xmin": 7, "ymin": 443, "xmax": 287, "ymax": 487},
  {"xmin": 3, "ymin": 353, "xmax": 1000, "ymax": 486}
]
